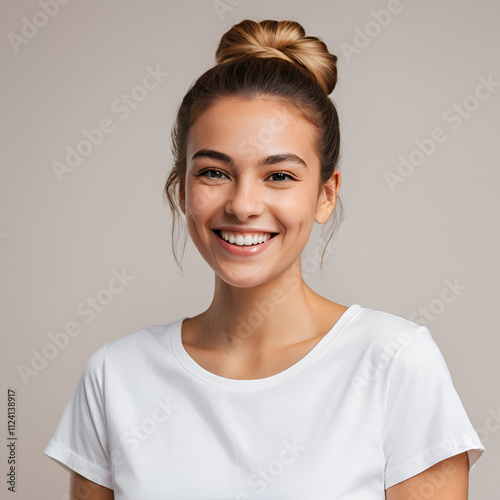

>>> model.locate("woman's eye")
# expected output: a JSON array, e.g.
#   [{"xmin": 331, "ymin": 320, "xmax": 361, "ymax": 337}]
[
  {"xmin": 268, "ymin": 172, "xmax": 292, "ymax": 182},
  {"xmin": 200, "ymin": 169, "xmax": 228, "ymax": 179}
]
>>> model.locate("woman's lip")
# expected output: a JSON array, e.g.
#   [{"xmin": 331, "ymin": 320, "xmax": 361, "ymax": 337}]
[
  {"xmin": 212, "ymin": 229, "xmax": 276, "ymax": 256},
  {"xmin": 212, "ymin": 227, "xmax": 277, "ymax": 234}
]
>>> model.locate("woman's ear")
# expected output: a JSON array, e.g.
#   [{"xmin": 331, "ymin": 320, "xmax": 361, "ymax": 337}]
[{"xmin": 315, "ymin": 170, "xmax": 341, "ymax": 224}]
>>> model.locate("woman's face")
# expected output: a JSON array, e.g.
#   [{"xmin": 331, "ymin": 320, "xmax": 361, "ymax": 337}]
[{"xmin": 183, "ymin": 95, "xmax": 339, "ymax": 288}]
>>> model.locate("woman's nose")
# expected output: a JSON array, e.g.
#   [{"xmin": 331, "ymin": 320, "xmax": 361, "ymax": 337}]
[{"xmin": 224, "ymin": 180, "xmax": 264, "ymax": 221}]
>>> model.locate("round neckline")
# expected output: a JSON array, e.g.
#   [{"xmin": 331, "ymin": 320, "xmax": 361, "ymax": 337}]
[{"xmin": 170, "ymin": 304, "xmax": 362, "ymax": 389}]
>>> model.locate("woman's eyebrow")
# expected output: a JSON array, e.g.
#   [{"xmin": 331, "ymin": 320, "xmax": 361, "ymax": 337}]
[
  {"xmin": 190, "ymin": 149, "xmax": 308, "ymax": 168},
  {"xmin": 191, "ymin": 149, "xmax": 233, "ymax": 165},
  {"xmin": 260, "ymin": 153, "xmax": 308, "ymax": 168}
]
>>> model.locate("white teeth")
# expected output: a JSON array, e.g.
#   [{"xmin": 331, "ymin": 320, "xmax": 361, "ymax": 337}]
[{"xmin": 219, "ymin": 231, "xmax": 272, "ymax": 246}]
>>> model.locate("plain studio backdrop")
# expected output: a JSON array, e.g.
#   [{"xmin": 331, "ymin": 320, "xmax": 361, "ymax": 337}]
[{"xmin": 1, "ymin": 0, "xmax": 498, "ymax": 498}]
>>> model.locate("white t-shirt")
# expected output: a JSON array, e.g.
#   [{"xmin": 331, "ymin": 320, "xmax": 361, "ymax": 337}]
[{"xmin": 44, "ymin": 304, "xmax": 485, "ymax": 499}]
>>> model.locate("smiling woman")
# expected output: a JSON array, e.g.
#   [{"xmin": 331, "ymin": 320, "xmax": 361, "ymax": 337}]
[
  {"xmin": 180, "ymin": 95, "xmax": 339, "ymax": 287},
  {"xmin": 44, "ymin": 18, "xmax": 485, "ymax": 500}
]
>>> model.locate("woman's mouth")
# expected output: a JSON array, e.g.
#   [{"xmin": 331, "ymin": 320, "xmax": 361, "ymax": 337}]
[
  {"xmin": 213, "ymin": 229, "xmax": 277, "ymax": 246},
  {"xmin": 213, "ymin": 229, "xmax": 278, "ymax": 257}
]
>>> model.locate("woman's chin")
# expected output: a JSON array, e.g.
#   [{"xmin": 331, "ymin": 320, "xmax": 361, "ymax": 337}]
[{"xmin": 214, "ymin": 267, "xmax": 275, "ymax": 289}]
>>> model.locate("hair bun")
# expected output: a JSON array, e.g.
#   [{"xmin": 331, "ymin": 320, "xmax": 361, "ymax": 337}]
[{"xmin": 215, "ymin": 19, "xmax": 338, "ymax": 95}]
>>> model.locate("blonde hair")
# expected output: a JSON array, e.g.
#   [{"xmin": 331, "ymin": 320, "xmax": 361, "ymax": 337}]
[
  {"xmin": 215, "ymin": 19, "xmax": 337, "ymax": 95},
  {"xmin": 165, "ymin": 19, "xmax": 342, "ymax": 268}
]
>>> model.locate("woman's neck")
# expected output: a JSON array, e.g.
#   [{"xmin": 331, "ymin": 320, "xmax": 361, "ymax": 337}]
[{"xmin": 186, "ymin": 263, "xmax": 343, "ymax": 355}]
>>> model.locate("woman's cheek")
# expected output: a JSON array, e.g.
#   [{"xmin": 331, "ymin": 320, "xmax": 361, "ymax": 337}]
[
  {"xmin": 277, "ymin": 189, "xmax": 317, "ymax": 221},
  {"xmin": 186, "ymin": 185, "xmax": 221, "ymax": 214}
]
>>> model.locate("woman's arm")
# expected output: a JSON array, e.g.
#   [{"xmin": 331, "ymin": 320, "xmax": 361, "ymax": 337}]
[
  {"xmin": 385, "ymin": 452, "xmax": 469, "ymax": 500},
  {"xmin": 69, "ymin": 471, "xmax": 114, "ymax": 500}
]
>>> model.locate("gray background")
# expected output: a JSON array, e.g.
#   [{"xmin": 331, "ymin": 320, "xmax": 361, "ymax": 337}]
[{"xmin": 1, "ymin": 0, "xmax": 498, "ymax": 498}]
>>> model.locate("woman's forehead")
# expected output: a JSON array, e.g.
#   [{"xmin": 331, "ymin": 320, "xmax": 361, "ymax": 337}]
[{"xmin": 187, "ymin": 96, "xmax": 318, "ymax": 160}]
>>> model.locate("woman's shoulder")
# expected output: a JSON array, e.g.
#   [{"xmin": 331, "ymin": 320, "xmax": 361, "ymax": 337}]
[
  {"xmin": 81, "ymin": 316, "xmax": 186, "ymax": 373},
  {"xmin": 346, "ymin": 303, "xmax": 430, "ymax": 349},
  {"xmin": 345, "ymin": 306, "xmax": 446, "ymax": 390}
]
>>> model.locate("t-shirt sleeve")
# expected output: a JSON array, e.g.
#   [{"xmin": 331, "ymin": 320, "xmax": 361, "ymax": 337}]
[
  {"xmin": 382, "ymin": 327, "xmax": 485, "ymax": 489},
  {"xmin": 44, "ymin": 344, "xmax": 113, "ymax": 490}
]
